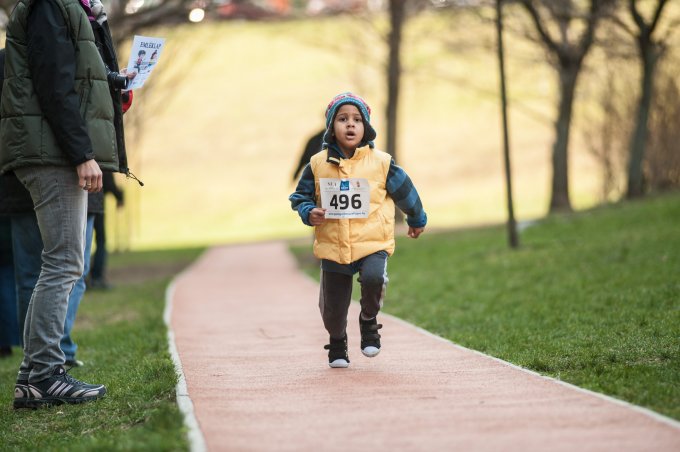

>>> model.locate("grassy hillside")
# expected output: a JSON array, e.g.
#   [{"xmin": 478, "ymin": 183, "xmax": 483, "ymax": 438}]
[
  {"xmin": 113, "ymin": 12, "xmax": 605, "ymax": 250},
  {"xmin": 291, "ymin": 192, "xmax": 680, "ymax": 420},
  {"xmin": 0, "ymin": 247, "xmax": 204, "ymax": 450}
]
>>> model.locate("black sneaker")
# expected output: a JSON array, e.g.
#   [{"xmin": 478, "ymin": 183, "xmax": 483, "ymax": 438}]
[
  {"xmin": 359, "ymin": 315, "xmax": 383, "ymax": 357},
  {"xmin": 324, "ymin": 335, "xmax": 349, "ymax": 368},
  {"xmin": 17, "ymin": 366, "xmax": 106, "ymax": 409},
  {"xmin": 13, "ymin": 378, "xmax": 30, "ymax": 409}
]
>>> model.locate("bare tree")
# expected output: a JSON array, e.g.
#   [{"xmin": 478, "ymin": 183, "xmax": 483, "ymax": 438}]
[
  {"xmin": 645, "ymin": 71, "xmax": 680, "ymax": 191},
  {"xmin": 581, "ymin": 64, "xmax": 633, "ymax": 201},
  {"xmin": 386, "ymin": 0, "xmax": 405, "ymax": 162},
  {"xmin": 518, "ymin": 0, "xmax": 613, "ymax": 212},
  {"xmin": 0, "ymin": 1, "xmax": 194, "ymax": 36},
  {"xmin": 496, "ymin": 0, "xmax": 519, "ymax": 248},
  {"xmin": 623, "ymin": 0, "xmax": 672, "ymax": 198},
  {"xmin": 106, "ymin": 0, "xmax": 194, "ymax": 45}
]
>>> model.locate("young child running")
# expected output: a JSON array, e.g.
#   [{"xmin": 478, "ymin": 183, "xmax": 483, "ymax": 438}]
[{"xmin": 289, "ymin": 92, "xmax": 427, "ymax": 368}]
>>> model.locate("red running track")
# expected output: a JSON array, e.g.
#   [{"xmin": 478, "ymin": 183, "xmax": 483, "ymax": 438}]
[{"xmin": 169, "ymin": 241, "xmax": 680, "ymax": 452}]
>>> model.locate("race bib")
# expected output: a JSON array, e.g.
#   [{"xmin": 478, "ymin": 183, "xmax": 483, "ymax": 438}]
[{"xmin": 319, "ymin": 178, "xmax": 370, "ymax": 219}]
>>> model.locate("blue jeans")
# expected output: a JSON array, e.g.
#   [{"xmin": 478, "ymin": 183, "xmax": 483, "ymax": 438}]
[
  {"xmin": 0, "ymin": 218, "xmax": 20, "ymax": 347},
  {"xmin": 0, "ymin": 258, "xmax": 20, "ymax": 347},
  {"xmin": 13, "ymin": 166, "xmax": 87, "ymax": 383},
  {"xmin": 61, "ymin": 215, "xmax": 94, "ymax": 361},
  {"xmin": 11, "ymin": 213, "xmax": 42, "ymax": 346},
  {"xmin": 12, "ymin": 213, "xmax": 95, "ymax": 362}
]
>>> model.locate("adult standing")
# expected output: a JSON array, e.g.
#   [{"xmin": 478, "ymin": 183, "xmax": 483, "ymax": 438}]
[
  {"xmin": 61, "ymin": 0, "xmax": 136, "ymax": 359},
  {"xmin": 0, "ymin": 49, "xmax": 22, "ymax": 358},
  {"xmin": 1, "ymin": 0, "xmax": 119, "ymax": 408}
]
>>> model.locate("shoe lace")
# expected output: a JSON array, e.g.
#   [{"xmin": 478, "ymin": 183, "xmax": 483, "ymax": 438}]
[{"xmin": 60, "ymin": 368, "xmax": 84, "ymax": 386}]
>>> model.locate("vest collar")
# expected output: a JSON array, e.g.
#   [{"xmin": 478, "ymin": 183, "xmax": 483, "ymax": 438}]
[{"xmin": 326, "ymin": 144, "xmax": 370, "ymax": 166}]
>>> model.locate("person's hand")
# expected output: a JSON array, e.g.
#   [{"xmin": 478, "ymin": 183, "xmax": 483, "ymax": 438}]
[
  {"xmin": 76, "ymin": 159, "xmax": 103, "ymax": 193},
  {"xmin": 309, "ymin": 208, "xmax": 327, "ymax": 226},
  {"xmin": 408, "ymin": 226, "xmax": 424, "ymax": 239},
  {"xmin": 120, "ymin": 68, "xmax": 137, "ymax": 80}
]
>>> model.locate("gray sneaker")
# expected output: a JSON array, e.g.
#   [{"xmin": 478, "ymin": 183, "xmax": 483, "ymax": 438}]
[{"xmin": 16, "ymin": 366, "xmax": 106, "ymax": 409}]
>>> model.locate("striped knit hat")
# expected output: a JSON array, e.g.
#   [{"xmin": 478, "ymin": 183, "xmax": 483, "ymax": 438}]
[{"xmin": 322, "ymin": 92, "xmax": 377, "ymax": 149}]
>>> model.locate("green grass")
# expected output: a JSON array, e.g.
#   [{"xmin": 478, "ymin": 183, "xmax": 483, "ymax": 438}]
[
  {"xmin": 1, "ymin": 194, "xmax": 677, "ymax": 451},
  {"xmin": 290, "ymin": 192, "xmax": 680, "ymax": 420},
  {"xmin": 0, "ymin": 247, "xmax": 203, "ymax": 451}
]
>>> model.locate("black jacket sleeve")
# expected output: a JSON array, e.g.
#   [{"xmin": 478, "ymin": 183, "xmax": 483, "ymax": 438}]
[
  {"xmin": 27, "ymin": 0, "xmax": 95, "ymax": 165},
  {"xmin": 103, "ymin": 171, "xmax": 124, "ymax": 204}
]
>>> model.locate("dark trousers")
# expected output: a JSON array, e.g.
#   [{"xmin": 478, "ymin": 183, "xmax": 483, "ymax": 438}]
[
  {"xmin": 319, "ymin": 251, "xmax": 388, "ymax": 339},
  {"xmin": 90, "ymin": 212, "xmax": 106, "ymax": 281}
]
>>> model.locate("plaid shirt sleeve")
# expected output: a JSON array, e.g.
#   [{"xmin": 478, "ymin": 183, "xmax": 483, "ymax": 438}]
[
  {"xmin": 386, "ymin": 160, "xmax": 427, "ymax": 228},
  {"xmin": 289, "ymin": 164, "xmax": 317, "ymax": 226}
]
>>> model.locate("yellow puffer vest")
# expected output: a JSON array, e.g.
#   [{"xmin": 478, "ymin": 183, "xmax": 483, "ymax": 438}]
[{"xmin": 310, "ymin": 146, "xmax": 395, "ymax": 264}]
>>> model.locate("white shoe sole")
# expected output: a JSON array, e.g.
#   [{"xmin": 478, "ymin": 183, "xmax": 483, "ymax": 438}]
[
  {"xmin": 329, "ymin": 359, "xmax": 349, "ymax": 368},
  {"xmin": 362, "ymin": 346, "xmax": 380, "ymax": 357}
]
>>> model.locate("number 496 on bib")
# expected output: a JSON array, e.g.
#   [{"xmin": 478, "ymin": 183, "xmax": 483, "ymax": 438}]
[{"xmin": 319, "ymin": 178, "xmax": 370, "ymax": 219}]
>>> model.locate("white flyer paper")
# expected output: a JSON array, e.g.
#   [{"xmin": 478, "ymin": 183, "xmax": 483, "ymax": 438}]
[{"xmin": 125, "ymin": 35, "xmax": 165, "ymax": 90}]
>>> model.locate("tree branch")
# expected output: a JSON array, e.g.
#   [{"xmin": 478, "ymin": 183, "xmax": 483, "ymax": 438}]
[
  {"xmin": 518, "ymin": 0, "xmax": 560, "ymax": 55},
  {"xmin": 650, "ymin": 0, "xmax": 669, "ymax": 34},
  {"xmin": 629, "ymin": 0, "xmax": 646, "ymax": 31},
  {"xmin": 608, "ymin": 12, "xmax": 636, "ymax": 38}
]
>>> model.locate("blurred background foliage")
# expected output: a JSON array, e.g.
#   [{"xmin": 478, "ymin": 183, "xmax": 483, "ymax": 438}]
[{"xmin": 0, "ymin": 0, "xmax": 677, "ymax": 249}]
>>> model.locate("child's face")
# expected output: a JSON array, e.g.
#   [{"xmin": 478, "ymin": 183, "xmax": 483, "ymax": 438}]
[{"xmin": 333, "ymin": 104, "xmax": 365, "ymax": 156}]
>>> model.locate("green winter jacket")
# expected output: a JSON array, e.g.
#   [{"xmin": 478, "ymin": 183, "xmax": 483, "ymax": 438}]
[{"xmin": 0, "ymin": 0, "xmax": 118, "ymax": 173}]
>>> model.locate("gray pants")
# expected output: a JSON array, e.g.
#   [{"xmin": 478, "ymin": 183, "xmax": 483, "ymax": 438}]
[
  {"xmin": 14, "ymin": 166, "xmax": 87, "ymax": 383},
  {"xmin": 319, "ymin": 251, "xmax": 388, "ymax": 339}
]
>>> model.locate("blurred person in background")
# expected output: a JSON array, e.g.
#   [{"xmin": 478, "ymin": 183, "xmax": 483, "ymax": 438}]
[
  {"xmin": 89, "ymin": 171, "xmax": 125, "ymax": 290},
  {"xmin": 0, "ymin": 219, "xmax": 20, "ymax": 358},
  {"xmin": 0, "ymin": 50, "xmax": 21, "ymax": 358},
  {"xmin": 292, "ymin": 128, "xmax": 325, "ymax": 183}
]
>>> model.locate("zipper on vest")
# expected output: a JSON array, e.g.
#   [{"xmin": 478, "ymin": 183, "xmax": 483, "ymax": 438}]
[{"xmin": 125, "ymin": 170, "xmax": 145, "ymax": 187}]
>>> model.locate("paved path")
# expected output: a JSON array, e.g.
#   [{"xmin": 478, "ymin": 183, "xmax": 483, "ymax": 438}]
[{"xmin": 168, "ymin": 241, "xmax": 680, "ymax": 452}]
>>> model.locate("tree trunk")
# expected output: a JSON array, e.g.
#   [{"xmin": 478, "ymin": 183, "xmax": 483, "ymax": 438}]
[
  {"xmin": 496, "ymin": 0, "xmax": 519, "ymax": 248},
  {"xmin": 626, "ymin": 43, "xmax": 658, "ymax": 198},
  {"xmin": 386, "ymin": 0, "xmax": 404, "ymax": 162},
  {"xmin": 549, "ymin": 64, "xmax": 579, "ymax": 212}
]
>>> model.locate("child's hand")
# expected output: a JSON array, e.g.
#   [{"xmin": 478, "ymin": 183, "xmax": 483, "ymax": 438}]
[
  {"xmin": 121, "ymin": 68, "xmax": 137, "ymax": 80},
  {"xmin": 408, "ymin": 227, "xmax": 424, "ymax": 239},
  {"xmin": 309, "ymin": 208, "xmax": 327, "ymax": 226}
]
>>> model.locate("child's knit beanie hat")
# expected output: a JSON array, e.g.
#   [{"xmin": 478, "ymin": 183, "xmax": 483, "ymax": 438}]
[{"xmin": 322, "ymin": 92, "xmax": 377, "ymax": 149}]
